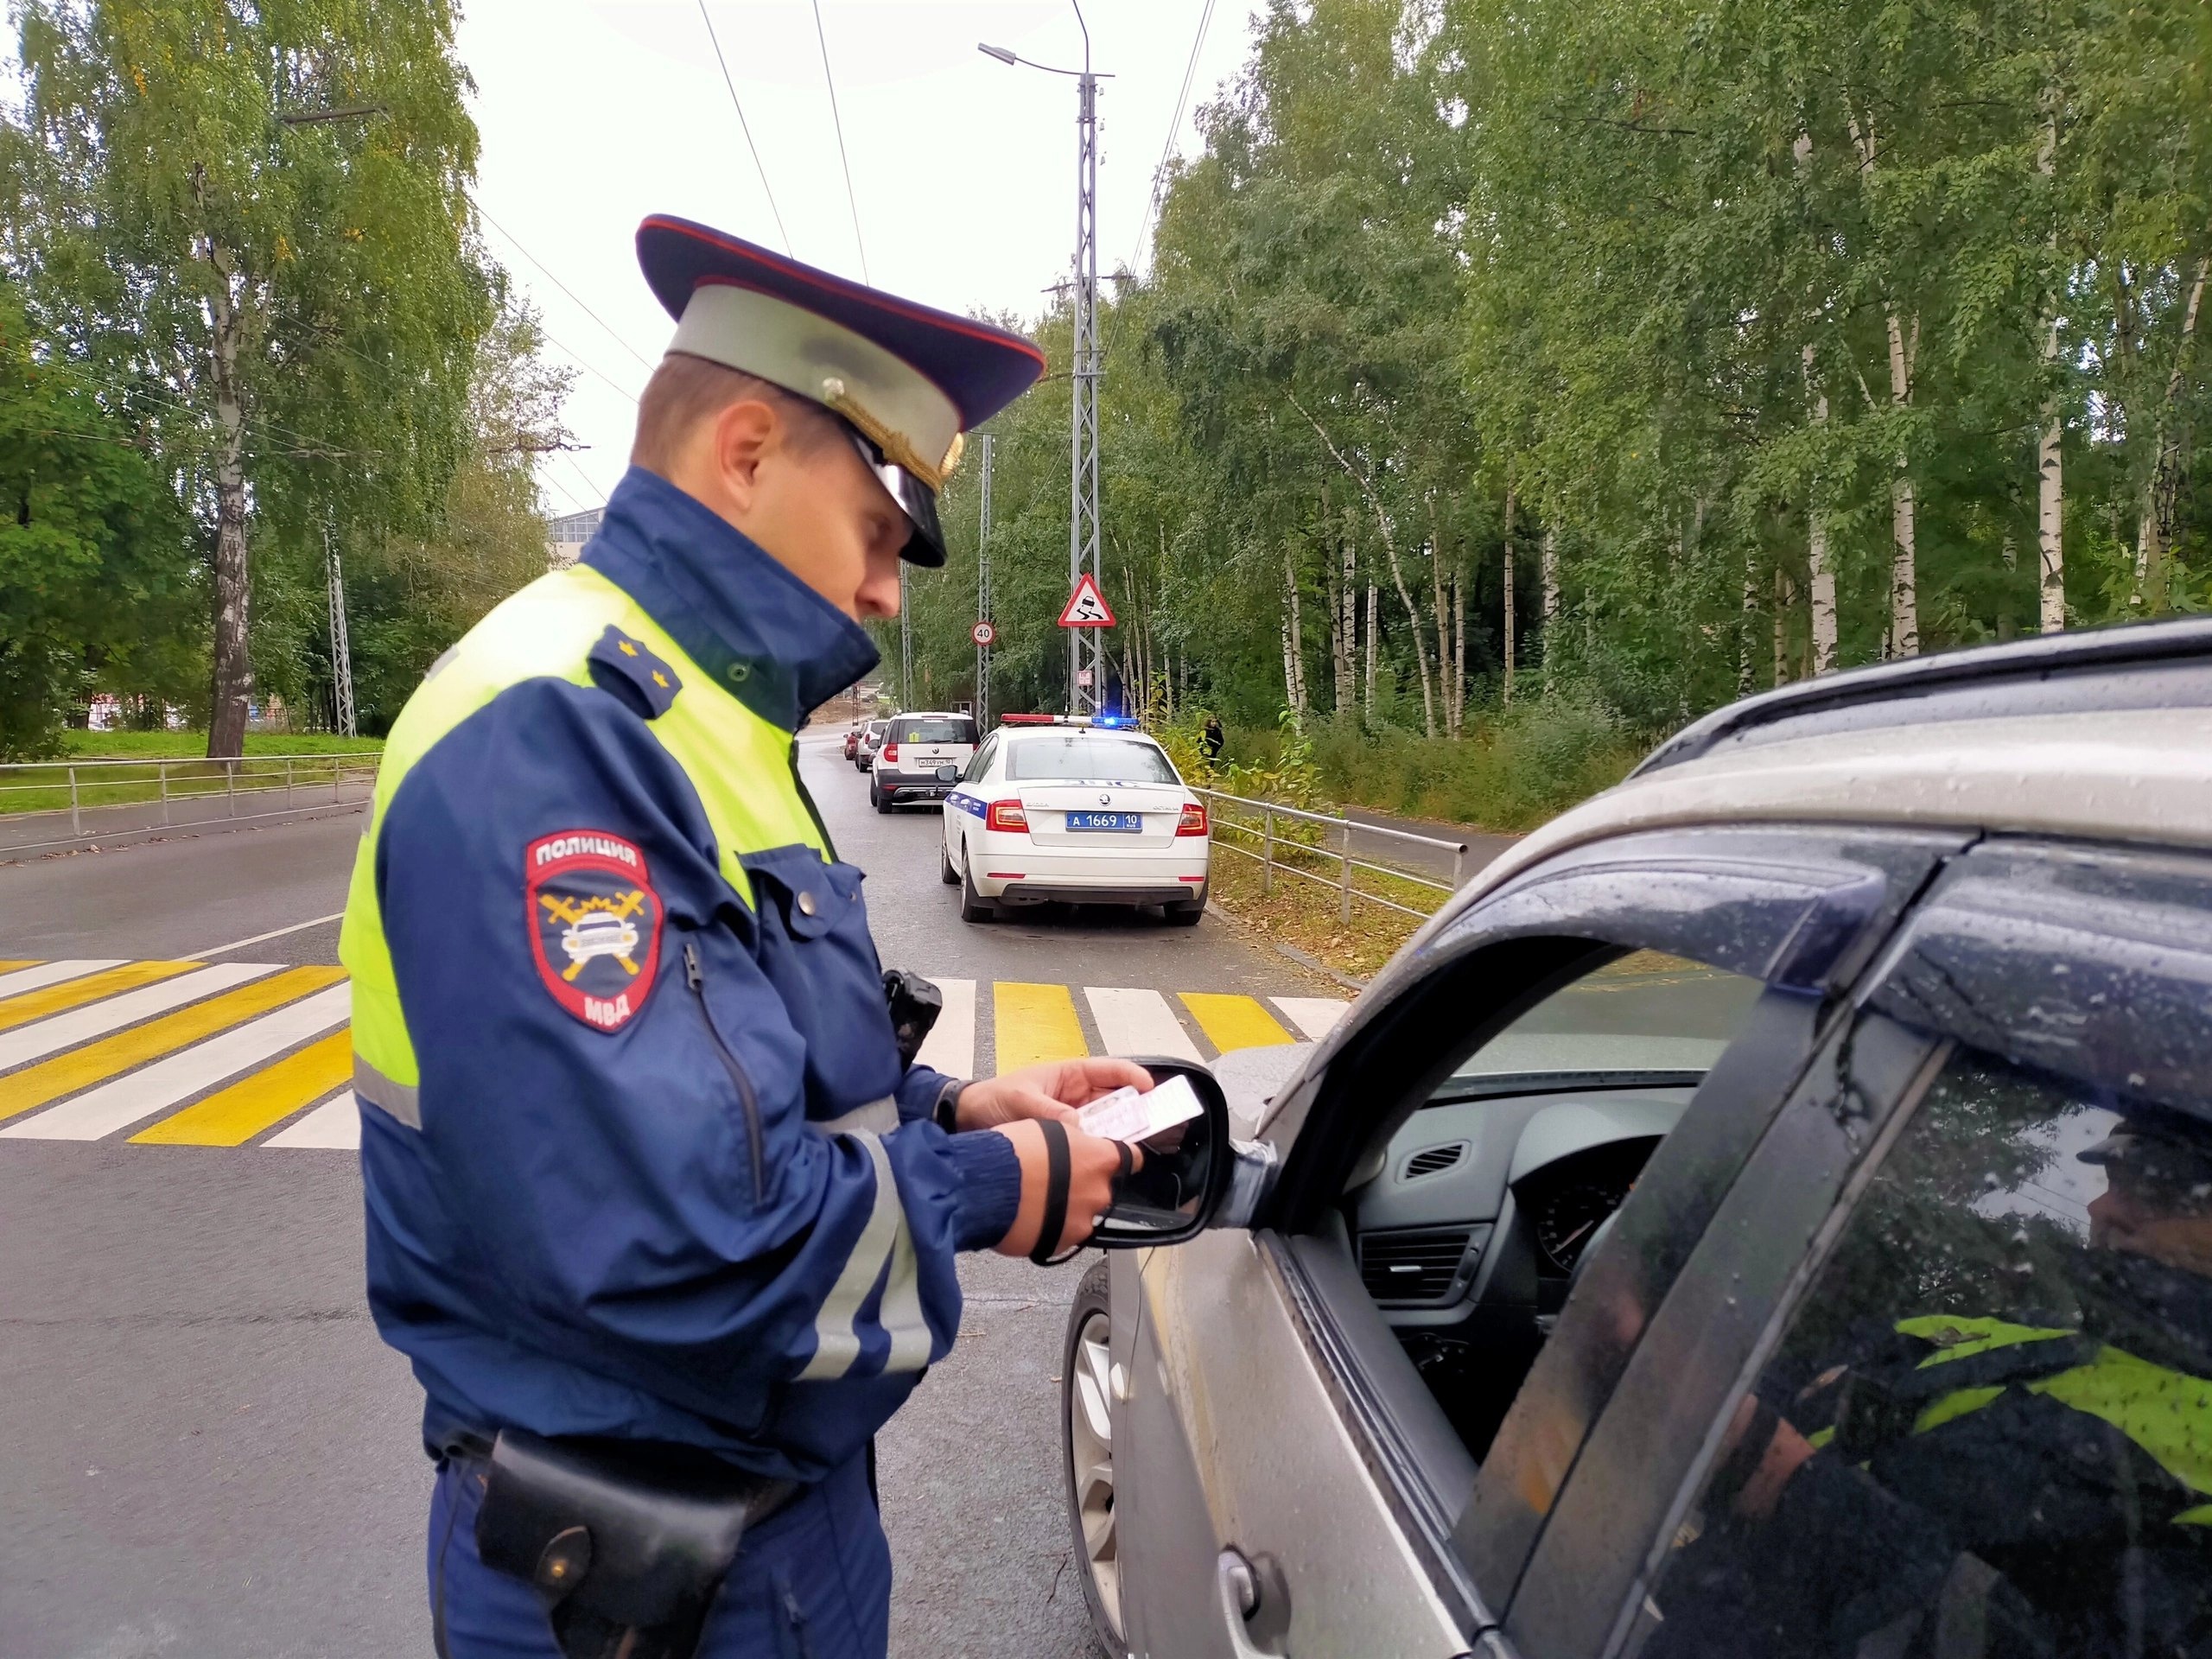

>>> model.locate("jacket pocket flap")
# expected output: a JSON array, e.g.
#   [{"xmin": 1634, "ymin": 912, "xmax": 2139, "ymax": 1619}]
[{"xmin": 740, "ymin": 844, "xmax": 860, "ymax": 940}]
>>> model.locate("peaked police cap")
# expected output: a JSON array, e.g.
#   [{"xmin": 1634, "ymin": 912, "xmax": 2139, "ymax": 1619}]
[{"xmin": 636, "ymin": 214, "xmax": 1047, "ymax": 567}]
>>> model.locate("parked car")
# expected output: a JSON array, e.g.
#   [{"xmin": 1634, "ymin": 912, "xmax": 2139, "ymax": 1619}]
[
  {"xmin": 941, "ymin": 717, "xmax": 1208, "ymax": 924},
  {"xmin": 855, "ymin": 718, "xmax": 889, "ymax": 771},
  {"xmin": 1059, "ymin": 618, "xmax": 2212, "ymax": 1659},
  {"xmin": 869, "ymin": 711, "xmax": 980, "ymax": 812}
]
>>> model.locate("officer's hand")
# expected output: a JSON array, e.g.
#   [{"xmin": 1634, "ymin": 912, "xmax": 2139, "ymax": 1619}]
[
  {"xmin": 988, "ymin": 1119, "xmax": 1143, "ymax": 1258},
  {"xmin": 955, "ymin": 1058, "xmax": 1154, "ymax": 1131}
]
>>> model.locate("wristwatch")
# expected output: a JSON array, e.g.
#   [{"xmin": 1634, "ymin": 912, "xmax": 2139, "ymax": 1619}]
[{"xmin": 933, "ymin": 1078, "xmax": 969, "ymax": 1134}]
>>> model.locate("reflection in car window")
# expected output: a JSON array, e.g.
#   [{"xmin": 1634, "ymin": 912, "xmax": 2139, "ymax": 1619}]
[
  {"xmin": 1434, "ymin": 953, "xmax": 1762, "ymax": 1098},
  {"xmin": 1007, "ymin": 736, "xmax": 1179, "ymax": 784},
  {"xmin": 1633, "ymin": 1048, "xmax": 2212, "ymax": 1659},
  {"xmin": 963, "ymin": 735, "xmax": 998, "ymax": 783}
]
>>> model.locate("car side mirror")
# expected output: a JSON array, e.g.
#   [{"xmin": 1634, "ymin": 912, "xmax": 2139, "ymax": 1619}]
[
  {"xmin": 934, "ymin": 764, "xmax": 960, "ymax": 783},
  {"xmin": 1084, "ymin": 1058, "xmax": 1238, "ymax": 1248}
]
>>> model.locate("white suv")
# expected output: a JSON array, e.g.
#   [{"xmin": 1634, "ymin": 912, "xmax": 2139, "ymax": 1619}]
[{"xmin": 868, "ymin": 712, "xmax": 979, "ymax": 812}]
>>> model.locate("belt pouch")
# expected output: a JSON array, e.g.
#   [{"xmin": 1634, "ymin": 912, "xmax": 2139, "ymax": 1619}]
[{"xmin": 474, "ymin": 1427, "xmax": 791, "ymax": 1659}]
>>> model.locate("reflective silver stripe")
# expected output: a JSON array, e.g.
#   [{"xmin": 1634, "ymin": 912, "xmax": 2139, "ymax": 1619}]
[
  {"xmin": 353, "ymin": 1054, "xmax": 422, "ymax": 1130},
  {"xmin": 880, "ymin": 1198, "xmax": 932, "ymax": 1373},
  {"xmin": 796, "ymin": 1132, "xmax": 910, "ymax": 1381},
  {"xmin": 814, "ymin": 1096, "xmax": 899, "ymax": 1137}
]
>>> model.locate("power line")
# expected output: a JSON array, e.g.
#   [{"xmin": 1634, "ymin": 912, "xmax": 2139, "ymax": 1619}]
[
  {"xmin": 696, "ymin": 0, "xmax": 794, "ymax": 257},
  {"xmin": 1130, "ymin": 0, "xmax": 1217, "ymax": 275},
  {"xmin": 563, "ymin": 453, "xmax": 607, "ymax": 510},
  {"xmin": 477, "ymin": 206, "xmax": 658, "ymax": 372},
  {"xmin": 508, "ymin": 304, "xmax": 641, "ymax": 406},
  {"xmin": 810, "ymin": 0, "xmax": 870, "ymax": 284}
]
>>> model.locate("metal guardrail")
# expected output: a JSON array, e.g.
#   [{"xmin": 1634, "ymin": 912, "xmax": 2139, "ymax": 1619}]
[
  {"xmin": 0, "ymin": 752, "xmax": 382, "ymax": 855},
  {"xmin": 1190, "ymin": 786, "xmax": 1468, "ymax": 922}
]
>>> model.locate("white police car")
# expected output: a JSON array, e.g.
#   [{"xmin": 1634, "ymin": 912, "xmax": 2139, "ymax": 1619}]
[{"xmin": 939, "ymin": 716, "xmax": 1210, "ymax": 925}]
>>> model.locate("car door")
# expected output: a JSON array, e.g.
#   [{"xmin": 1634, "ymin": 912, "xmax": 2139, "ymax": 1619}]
[
  {"xmin": 1492, "ymin": 837, "xmax": 2212, "ymax": 1659},
  {"xmin": 944, "ymin": 734, "xmax": 997, "ymax": 867},
  {"xmin": 1112, "ymin": 825, "xmax": 1970, "ymax": 1659}
]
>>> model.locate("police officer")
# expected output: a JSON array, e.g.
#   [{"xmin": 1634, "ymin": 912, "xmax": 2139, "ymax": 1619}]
[{"xmin": 339, "ymin": 215, "xmax": 1147, "ymax": 1658}]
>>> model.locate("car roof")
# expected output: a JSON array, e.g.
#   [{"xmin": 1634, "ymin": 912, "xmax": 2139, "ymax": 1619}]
[{"xmin": 1454, "ymin": 618, "xmax": 2212, "ymax": 915}]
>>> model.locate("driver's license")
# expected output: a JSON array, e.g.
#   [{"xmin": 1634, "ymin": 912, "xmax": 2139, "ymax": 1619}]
[{"xmin": 1078, "ymin": 1074, "xmax": 1203, "ymax": 1143}]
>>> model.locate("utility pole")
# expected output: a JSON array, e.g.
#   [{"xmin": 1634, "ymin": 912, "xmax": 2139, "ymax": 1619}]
[
  {"xmin": 1069, "ymin": 37, "xmax": 1103, "ymax": 715},
  {"xmin": 976, "ymin": 434, "xmax": 994, "ymax": 727},
  {"xmin": 899, "ymin": 562, "xmax": 912, "ymax": 709},
  {"xmin": 324, "ymin": 525, "xmax": 357, "ymax": 738}
]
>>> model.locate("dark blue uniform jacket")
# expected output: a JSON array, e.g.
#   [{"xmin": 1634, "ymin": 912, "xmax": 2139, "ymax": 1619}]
[{"xmin": 359, "ymin": 467, "xmax": 1020, "ymax": 1482}]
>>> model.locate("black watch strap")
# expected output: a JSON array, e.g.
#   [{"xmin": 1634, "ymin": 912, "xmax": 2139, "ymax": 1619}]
[
  {"xmin": 934, "ymin": 1079, "xmax": 966, "ymax": 1134},
  {"xmin": 1030, "ymin": 1117, "xmax": 1072, "ymax": 1266}
]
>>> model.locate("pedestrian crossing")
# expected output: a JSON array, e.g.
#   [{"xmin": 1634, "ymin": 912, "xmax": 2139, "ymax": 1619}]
[{"xmin": 0, "ymin": 959, "xmax": 1350, "ymax": 1153}]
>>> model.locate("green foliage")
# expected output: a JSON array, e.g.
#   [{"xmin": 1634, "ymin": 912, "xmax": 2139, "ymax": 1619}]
[{"xmin": 1309, "ymin": 702, "xmax": 1644, "ymax": 833}]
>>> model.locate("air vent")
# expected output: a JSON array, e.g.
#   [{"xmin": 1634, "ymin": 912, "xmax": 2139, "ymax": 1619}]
[
  {"xmin": 1402, "ymin": 1141, "xmax": 1467, "ymax": 1180},
  {"xmin": 1359, "ymin": 1227, "xmax": 1475, "ymax": 1305}
]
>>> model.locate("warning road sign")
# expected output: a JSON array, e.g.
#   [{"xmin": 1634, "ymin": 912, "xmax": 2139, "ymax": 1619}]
[
  {"xmin": 971, "ymin": 620, "xmax": 996, "ymax": 647},
  {"xmin": 1057, "ymin": 573, "xmax": 1116, "ymax": 629}
]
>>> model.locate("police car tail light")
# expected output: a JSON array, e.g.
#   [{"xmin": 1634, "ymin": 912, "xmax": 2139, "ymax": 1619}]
[
  {"xmin": 881, "ymin": 742, "xmax": 898, "ymax": 763},
  {"xmin": 1176, "ymin": 802, "xmax": 1209, "ymax": 836},
  {"xmin": 986, "ymin": 799, "xmax": 1028, "ymax": 832}
]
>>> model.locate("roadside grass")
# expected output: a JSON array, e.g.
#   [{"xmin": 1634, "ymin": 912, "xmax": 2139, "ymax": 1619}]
[
  {"xmin": 1202, "ymin": 813, "xmax": 1446, "ymax": 980},
  {"xmin": 3, "ymin": 734, "xmax": 383, "ymax": 817}
]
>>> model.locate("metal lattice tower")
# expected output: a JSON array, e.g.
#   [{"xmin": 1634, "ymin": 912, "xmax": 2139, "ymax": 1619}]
[
  {"xmin": 976, "ymin": 434, "xmax": 994, "ymax": 726},
  {"xmin": 324, "ymin": 525, "xmax": 356, "ymax": 738},
  {"xmin": 1068, "ymin": 67, "xmax": 1103, "ymax": 715}
]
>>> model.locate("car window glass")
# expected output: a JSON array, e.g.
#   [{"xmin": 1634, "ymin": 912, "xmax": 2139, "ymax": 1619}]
[
  {"xmin": 1359, "ymin": 952, "xmax": 1764, "ymax": 1459},
  {"xmin": 963, "ymin": 735, "xmax": 997, "ymax": 783},
  {"xmin": 1007, "ymin": 736, "xmax": 1179, "ymax": 784},
  {"xmin": 896, "ymin": 718, "xmax": 975, "ymax": 745},
  {"xmin": 1627, "ymin": 1045, "xmax": 2212, "ymax": 1659}
]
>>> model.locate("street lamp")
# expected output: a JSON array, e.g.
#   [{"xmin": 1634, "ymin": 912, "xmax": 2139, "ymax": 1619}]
[{"xmin": 980, "ymin": 6, "xmax": 1110, "ymax": 715}]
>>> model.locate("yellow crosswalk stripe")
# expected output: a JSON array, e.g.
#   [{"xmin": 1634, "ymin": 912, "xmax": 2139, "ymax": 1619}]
[
  {"xmin": 993, "ymin": 981, "xmax": 1089, "ymax": 1072},
  {"xmin": 1179, "ymin": 992, "xmax": 1296, "ymax": 1053},
  {"xmin": 0, "ymin": 966, "xmax": 346, "ymax": 1122},
  {"xmin": 130, "ymin": 1028, "xmax": 355, "ymax": 1147},
  {"xmin": 0, "ymin": 960, "xmax": 35, "ymax": 975},
  {"xmin": 0, "ymin": 960, "xmax": 197, "ymax": 1033}
]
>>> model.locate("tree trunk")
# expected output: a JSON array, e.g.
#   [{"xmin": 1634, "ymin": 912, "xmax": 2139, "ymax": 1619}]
[
  {"xmin": 2134, "ymin": 254, "xmax": 2208, "ymax": 613},
  {"xmin": 1998, "ymin": 531, "xmax": 2018, "ymax": 641},
  {"xmin": 1340, "ymin": 523, "xmax": 1357, "ymax": 715},
  {"xmin": 1451, "ymin": 565, "xmax": 1465, "ymax": 738},
  {"xmin": 2037, "ymin": 105, "xmax": 2068, "ymax": 636},
  {"xmin": 1325, "ymin": 526, "xmax": 1348, "ymax": 715},
  {"xmin": 1739, "ymin": 557, "xmax": 1758, "ymax": 696},
  {"xmin": 1363, "ymin": 582, "xmax": 1378, "ymax": 717},
  {"xmin": 1501, "ymin": 480, "xmax": 1516, "ymax": 706},
  {"xmin": 207, "ymin": 269, "xmax": 252, "ymax": 760},
  {"xmin": 1539, "ymin": 524, "xmax": 1559, "ymax": 691},
  {"xmin": 1426, "ymin": 499, "xmax": 1452, "ymax": 736},
  {"xmin": 1282, "ymin": 541, "xmax": 1306, "ymax": 713},
  {"xmin": 1772, "ymin": 568, "xmax": 1791, "ymax": 688},
  {"xmin": 1802, "ymin": 347, "xmax": 1838, "ymax": 674},
  {"xmin": 1885, "ymin": 312, "xmax": 1920, "ymax": 658}
]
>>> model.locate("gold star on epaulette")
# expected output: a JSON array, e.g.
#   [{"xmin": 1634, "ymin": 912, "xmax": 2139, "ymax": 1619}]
[{"xmin": 619, "ymin": 640, "xmax": 639, "ymax": 657}]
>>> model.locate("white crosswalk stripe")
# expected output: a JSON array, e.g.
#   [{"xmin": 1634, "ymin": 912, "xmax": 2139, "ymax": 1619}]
[
  {"xmin": 0, "ymin": 962, "xmax": 277, "ymax": 1071},
  {"xmin": 3, "ymin": 984, "xmax": 353, "ymax": 1141},
  {"xmin": 1270, "ymin": 997, "xmax": 1351, "ymax": 1041},
  {"xmin": 0, "ymin": 960, "xmax": 1350, "ymax": 1151},
  {"xmin": 1084, "ymin": 987, "xmax": 1202, "ymax": 1063},
  {"xmin": 265, "ymin": 1092, "xmax": 362, "ymax": 1149},
  {"xmin": 912, "ymin": 976, "xmax": 976, "ymax": 1077},
  {"xmin": 0, "ymin": 958, "xmax": 125, "ymax": 999}
]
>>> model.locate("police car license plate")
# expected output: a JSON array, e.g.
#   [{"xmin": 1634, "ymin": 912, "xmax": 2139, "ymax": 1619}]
[{"xmin": 1066, "ymin": 811, "xmax": 1141, "ymax": 833}]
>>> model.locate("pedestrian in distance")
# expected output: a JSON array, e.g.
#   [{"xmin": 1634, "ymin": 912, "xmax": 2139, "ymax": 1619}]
[
  {"xmin": 1201, "ymin": 714, "xmax": 1225, "ymax": 761},
  {"xmin": 339, "ymin": 215, "xmax": 1147, "ymax": 1659}
]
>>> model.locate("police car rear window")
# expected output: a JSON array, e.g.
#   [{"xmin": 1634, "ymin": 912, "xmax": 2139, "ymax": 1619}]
[
  {"xmin": 1007, "ymin": 737, "xmax": 1179, "ymax": 784},
  {"xmin": 895, "ymin": 719, "xmax": 976, "ymax": 745}
]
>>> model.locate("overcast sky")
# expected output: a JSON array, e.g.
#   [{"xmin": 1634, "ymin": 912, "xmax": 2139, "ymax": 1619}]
[{"xmin": 458, "ymin": 1, "xmax": 1258, "ymax": 515}]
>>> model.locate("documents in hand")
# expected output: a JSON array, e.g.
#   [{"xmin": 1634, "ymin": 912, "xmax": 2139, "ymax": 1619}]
[{"xmin": 1077, "ymin": 1073, "xmax": 1203, "ymax": 1144}]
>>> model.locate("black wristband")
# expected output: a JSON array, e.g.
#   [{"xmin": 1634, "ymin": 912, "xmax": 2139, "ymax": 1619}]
[
  {"xmin": 1030, "ymin": 1118, "xmax": 1071, "ymax": 1266},
  {"xmin": 933, "ymin": 1079, "xmax": 967, "ymax": 1134}
]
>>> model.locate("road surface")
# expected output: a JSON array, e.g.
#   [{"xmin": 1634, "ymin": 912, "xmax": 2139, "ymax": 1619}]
[{"xmin": 0, "ymin": 731, "xmax": 1344, "ymax": 1659}]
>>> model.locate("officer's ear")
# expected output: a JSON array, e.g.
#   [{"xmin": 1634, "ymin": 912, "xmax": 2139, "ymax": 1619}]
[{"xmin": 706, "ymin": 397, "xmax": 782, "ymax": 508}]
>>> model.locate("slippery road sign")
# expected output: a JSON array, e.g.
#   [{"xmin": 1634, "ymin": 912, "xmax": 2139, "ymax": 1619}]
[{"xmin": 1058, "ymin": 573, "xmax": 1116, "ymax": 628}]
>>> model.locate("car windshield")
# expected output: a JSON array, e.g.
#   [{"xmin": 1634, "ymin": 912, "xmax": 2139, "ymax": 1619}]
[
  {"xmin": 1007, "ymin": 737, "xmax": 1179, "ymax": 785},
  {"xmin": 897, "ymin": 719, "xmax": 976, "ymax": 745},
  {"xmin": 1433, "ymin": 952, "xmax": 1759, "ymax": 1100}
]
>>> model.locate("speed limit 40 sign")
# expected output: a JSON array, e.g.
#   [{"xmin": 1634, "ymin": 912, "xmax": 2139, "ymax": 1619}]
[{"xmin": 971, "ymin": 620, "xmax": 997, "ymax": 647}]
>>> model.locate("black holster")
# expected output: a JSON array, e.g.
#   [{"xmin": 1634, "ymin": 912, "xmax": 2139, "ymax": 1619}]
[
  {"xmin": 473, "ymin": 1429, "xmax": 794, "ymax": 1659},
  {"xmin": 881, "ymin": 969, "xmax": 944, "ymax": 1069}
]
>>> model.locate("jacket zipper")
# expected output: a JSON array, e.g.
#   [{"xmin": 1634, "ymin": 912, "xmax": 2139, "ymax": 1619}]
[{"xmin": 684, "ymin": 940, "xmax": 766, "ymax": 1205}]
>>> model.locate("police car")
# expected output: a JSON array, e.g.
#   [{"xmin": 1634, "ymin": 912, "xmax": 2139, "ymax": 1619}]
[{"xmin": 939, "ymin": 715, "xmax": 1209, "ymax": 925}]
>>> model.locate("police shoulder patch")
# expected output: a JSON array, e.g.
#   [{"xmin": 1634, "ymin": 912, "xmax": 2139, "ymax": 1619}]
[
  {"xmin": 587, "ymin": 624, "xmax": 682, "ymax": 718},
  {"xmin": 526, "ymin": 830, "xmax": 664, "ymax": 1033}
]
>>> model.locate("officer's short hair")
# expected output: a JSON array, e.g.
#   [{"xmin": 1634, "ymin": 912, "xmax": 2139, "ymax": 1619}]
[{"xmin": 631, "ymin": 352, "xmax": 838, "ymax": 473}]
